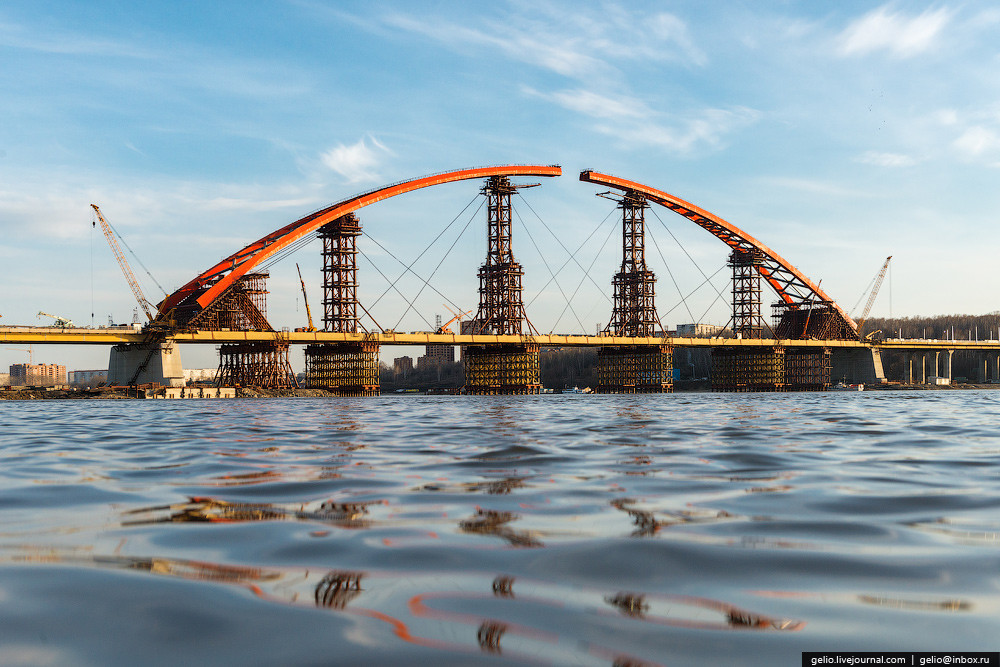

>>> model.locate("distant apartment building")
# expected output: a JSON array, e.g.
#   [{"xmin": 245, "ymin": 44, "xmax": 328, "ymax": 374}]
[
  {"xmin": 419, "ymin": 344, "xmax": 454, "ymax": 367},
  {"xmin": 70, "ymin": 369, "xmax": 107, "ymax": 385},
  {"xmin": 676, "ymin": 323, "xmax": 728, "ymax": 338},
  {"xmin": 9, "ymin": 363, "xmax": 67, "ymax": 387},
  {"xmin": 393, "ymin": 356, "xmax": 413, "ymax": 375},
  {"xmin": 0, "ymin": 373, "xmax": 10, "ymax": 387},
  {"xmin": 183, "ymin": 368, "xmax": 218, "ymax": 384}
]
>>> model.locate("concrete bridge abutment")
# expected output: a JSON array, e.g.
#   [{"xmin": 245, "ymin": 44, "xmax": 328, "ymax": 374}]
[{"xmin": 107, "ymin": 342, "xmax": 185, "ymax": 387}]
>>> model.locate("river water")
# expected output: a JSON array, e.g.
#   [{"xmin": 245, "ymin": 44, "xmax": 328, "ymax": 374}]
[{"xmin": 1, "ymin": 391, "xmax": 998, "ymax": 665}]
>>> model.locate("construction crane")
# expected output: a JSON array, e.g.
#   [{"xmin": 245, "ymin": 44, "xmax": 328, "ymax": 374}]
[
  {"xmin": 37, "ymin": 311, "xmax": 74, "ymax": 327},
  {"xmin": 295, "ymin": 263, "xmax": 316, "ymax": 332},
  {"xmin": 437, "ymin": 305, "xmax": 472, "ymax": 334},
  {"xmin": 8, "ymin": 348, "xmax": 32, "ymax": 364},
  {"xmin": 91, "ymin": 204, "xmax": 155, "ymax": 322},
  {"xmin": 855, "ymin": 256, "xmax": 892, "ymax": 336}
]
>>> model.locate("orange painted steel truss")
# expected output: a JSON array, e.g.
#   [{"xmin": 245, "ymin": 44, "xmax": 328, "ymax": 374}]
[
  {"xmin": 159, "ymin": 165, "xmax": 561, "ymax": 322},
  {"xmin": 580, "ymin": 170, "xmax": 859, "ymax": 339}
]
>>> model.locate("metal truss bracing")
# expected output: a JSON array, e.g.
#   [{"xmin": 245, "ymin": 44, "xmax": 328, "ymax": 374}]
[
  {"xmin": 772, "ymin": 303, "xmax": 857, "ymax": 341},
  {"xmin": 711, "ymin": 346, "xmax": 831, "ymax": 392},
  {"xmin": 580, "ymin": 170, "xmax": 859, "ymax": 340},
  {"xmin": 305, "ymin": 342, "xmax": 379, "ymax": 396},
  {"xmin": 216, "ymin": 341, "xmax": 297, "ymax": 388},
  {"xmin": 319, "ymin": 214, "xmax": 362, "ymax": 333},
  {"xmin": 595, "ymin": 345, "xmax": 673, "ymax": 393},
  {"xmin": 608, "ymin": 192, "xmax": 658, "ymax": 338},
  {"xmin": 464, "ymin": 343, "xmax": 540, "ymax": 395},
  {"xmin": 473, "ymin": 176, "xmax": 530, "ymax": 336},
  {"xmin": 185, "ymin": 273, "xmax": 272, "ymax": 331},
  {"xmin": 730, "ymin": 249, "xmax": 764, "ymax": 339},
  {"xmin": 711, "ymin": 347, "xmax": 786, "ymax": 392},
  {"xmin": 785, "ymin": 347, "xmax": 831, "ymax": 390}
]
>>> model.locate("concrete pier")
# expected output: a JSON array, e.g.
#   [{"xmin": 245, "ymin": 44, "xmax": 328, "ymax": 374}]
[{"xmin": 107, "ymin": 342, "xmax": 185, "ymax": 387}]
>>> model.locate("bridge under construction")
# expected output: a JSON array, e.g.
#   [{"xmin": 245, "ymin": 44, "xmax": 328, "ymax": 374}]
[{"xmin": 4, "ymin": 164, "xmax": 999, "ymax": 394}]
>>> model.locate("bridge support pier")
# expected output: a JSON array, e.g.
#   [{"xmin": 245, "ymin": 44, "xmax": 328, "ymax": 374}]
[
  {"xmin": 785, "ymin": 347, "xmax": 832, "ymax": 390},
  {"xmin": 711, "ymin": 346, "xmax": 831, "ymax": 392},
  {"xmin": 711, "ymin": 347, "xmax": 786, "ymax": 392},
  {"xmin": 595, "ymin": 345, "xmax": 672, "ymax": 393},
  {"xmin": 107, "ymin": 342, "xmax": 185, "ymax": 387},
  {"xmin": 829, "ymin": 348, "xmax": 885, "ymax": 385},
  {"xmin": 305, "ymin": 342, "xmax": 379, "ymax": 396},
  {"xmin": 216, "ymin": 341, "xmax": 297, "ymax": 389},
  {"xmin": 463, "ymin": 343, "xmax": 540, "ymax": 395}
]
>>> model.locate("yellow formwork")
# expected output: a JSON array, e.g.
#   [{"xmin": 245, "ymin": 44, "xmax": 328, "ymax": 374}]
[
  {"xmin": 594, "ymin": 345, "xmax": 673, "ymax": 393},
  {"xmin": 464, "ymin": 343, "xmax": 541, "ymax": 395},
  {"xmin": 305, "ymin": 342, "xmax": 379, "ymax": 396}
]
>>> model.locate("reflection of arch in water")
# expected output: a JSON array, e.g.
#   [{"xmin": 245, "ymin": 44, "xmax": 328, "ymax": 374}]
[{"xmin": 21, "ymin": 551, "xmax": 805, "ymax": 663}]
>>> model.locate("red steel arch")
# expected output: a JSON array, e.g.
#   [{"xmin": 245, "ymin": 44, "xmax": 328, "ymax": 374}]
[
  {"xmin": 159, "ymin": 164, "xmax": 562, "ymax": 319},
  {"xmin": 579, "ymin": 170, "xmax": 858, "ymax": 333}
]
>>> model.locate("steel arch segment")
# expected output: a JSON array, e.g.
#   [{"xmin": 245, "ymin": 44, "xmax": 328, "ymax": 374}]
[
  {"xmin": 579, "ymin": 170, "xmax": 857, "ymax": 330},
  {"xmin": 159, "ymin": 164, "xmax": 562, "ymax": 317}
]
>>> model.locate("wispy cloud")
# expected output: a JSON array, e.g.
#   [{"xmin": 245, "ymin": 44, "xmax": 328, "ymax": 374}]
[
  {"xmin": 319, "ymin": 136, "xmax": 393, "ymax": 184},
  {"xmin": 857, "ymin": 151, "xmax": 920, "ymax": 167},
  {"xmin": 383, "ymin": 4, "xmax": 706, "ymax": 82},
  {"xmin": 0, "ymin": 14, "xmax": 152, "ymax": 58},
  {"xmin": 837, "ymin": 5, "xmax": 953, "ymax": 58},
  {"xmin": 952, "ymin": 126, "xmax": 1000, "ymax": 159},
  {"xmin": 529, "ymin": 87, "xmax": 758, "ymax": 155}
]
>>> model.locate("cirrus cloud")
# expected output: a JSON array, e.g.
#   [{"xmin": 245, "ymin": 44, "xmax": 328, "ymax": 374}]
[
  {"xmin": 837, "ymin": 5, "xmax": 953, "ymax": 58},
  {"xmin": 320, "ymin": 136, "xmax": 392, "ymax": 184}
]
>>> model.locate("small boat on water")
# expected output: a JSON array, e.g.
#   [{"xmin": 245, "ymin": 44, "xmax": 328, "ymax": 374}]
[{"xmin": 832, "ymin": 382, "xmax": 864, "ymax": 391}]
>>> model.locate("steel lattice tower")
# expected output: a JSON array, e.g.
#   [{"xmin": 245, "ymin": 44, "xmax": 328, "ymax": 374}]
[
  {"xmin": 474, "ymin": 176, "xmax": 526, "ymax": 335},
  {"xmin": 609, "ymin": 191, "xmax": 658, "ymax": 337},
  {"xmin": 729, "ymin": 248, "xmax": 764, "ymax": 338},
  {"xmin": 320, "ymin": 213, "xmax": 361, "ymax": 333}
]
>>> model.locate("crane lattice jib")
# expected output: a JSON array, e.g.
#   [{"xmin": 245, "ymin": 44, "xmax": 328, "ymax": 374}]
[
  {"xmin": 856, "ymin": 256, "xmax": 891, "ymax": 334},
  {"xmin": 91, "ymin": 204, "xmax": 154, "ymax": 321},
  {"xmin": 579, "ymin": 170, "xmax": 858, "ymax": 332},
  {"xmin": 159, "ymin": 165, "xmax": 562, "ymax": 318}
]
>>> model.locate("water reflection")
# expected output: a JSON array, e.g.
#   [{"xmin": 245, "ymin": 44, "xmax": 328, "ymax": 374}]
[
  {"xmin": 459, "ymin": 508, "xmax": 543, "ymax": 547},
  {"xmin": 418, "ymin": 476, "xmax": 529, "ymax": 495},
  {"xmin": 858, "ymin": 595, "xmax": 972, "ymax": 612},
  {"xmin": 611, "ymin": 498, "xmax": 736, "ymax": 537},
  {"xmin": 476, "ymin": 620, "xmax": 507, "ymax": 654},
  {"xmin": 122, "ymin": 497, "xmax": 374, "ymax": 529},
  {"xmin": 315, "ymin": 571, "xmax": 364, "ymax": 609},
  {"xmin": 4, "ymin": 546, "xmax": 805, "ymax": 664}
]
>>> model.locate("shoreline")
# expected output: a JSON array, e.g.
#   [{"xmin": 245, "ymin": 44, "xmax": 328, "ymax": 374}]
[{"xmin": 2, "ymin": 383, "xmax": 997, "ymax": 400}]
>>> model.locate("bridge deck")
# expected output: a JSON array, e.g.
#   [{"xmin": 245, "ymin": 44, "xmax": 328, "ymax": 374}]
[{"xmin": 4, "ymin": 326, "xmax": 999, "ymax": 350}]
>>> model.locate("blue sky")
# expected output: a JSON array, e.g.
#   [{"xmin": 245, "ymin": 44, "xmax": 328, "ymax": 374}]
[{"xmin": 2, "ymin": 1, "xmax": 999, "ymax": 371}]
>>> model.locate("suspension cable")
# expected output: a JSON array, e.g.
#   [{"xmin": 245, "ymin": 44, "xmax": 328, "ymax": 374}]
[
  {"xmin": 516, "ymin": 193, "xmax": 612, "ymax": 303},
  {"xmin": 357, "ymin": 246, "xmax": 435, "ymax": 331},
  {"xmin": 659, "ymin": 263, "xmax": 729, "ymax": 320},
  {"xmin": 393, "ymin": 200, "xmax": 481, "ymax": 330},
  {"xmin": 645, "ymin": 218, "xmax": 695, "ymax": 324},
  {"xmin": 553, "ymin": 212, "xmax": 619, "ymax": 332},
  {"xmin": 524, "ymin": 206, "xmax": 616, "ymax": 309},
  {"xmin": 370, "ymin": 195, "xmax": 483, "ymax": 311},
  {"xmin": 364, "ymin": 234, "xmax": 467, "ymax": 329},
  {"xmin": 511, "ymin": 207, "xmax": 587, "ymax": 333},
  {"xmin": 648, "ymin": 206, "xmax": 728, "ymax": 305}
]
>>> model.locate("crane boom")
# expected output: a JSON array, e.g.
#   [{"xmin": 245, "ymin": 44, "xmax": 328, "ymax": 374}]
[
  {"xmin": 295, "ymin": 263, "xmax": 316, "ymax": 332},
  {"xmin": 91, "ymin": 204, "xmax": 154, "ymax": 322},
  {"xmin": 856, "ymin": 256, "xmax": 891, "ymax": 335}
]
